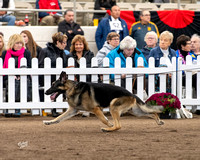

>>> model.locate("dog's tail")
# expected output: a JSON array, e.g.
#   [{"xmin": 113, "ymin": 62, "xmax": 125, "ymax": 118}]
[
  {"xmin": 138, "ymin": 104, "xmax": 164, "ymax": 113},
  {"xmin": 133, "ymin": 94, "xmax": 164, "ymax": 113}
]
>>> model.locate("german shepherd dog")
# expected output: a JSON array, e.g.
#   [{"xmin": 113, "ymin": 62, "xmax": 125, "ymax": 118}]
[{"xmin": 44, "ymin": 71, "xmax": 164, "ymax": 132}]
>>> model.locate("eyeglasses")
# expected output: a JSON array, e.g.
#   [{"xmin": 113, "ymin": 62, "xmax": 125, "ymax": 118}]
[
  {"xmin": 147, "ymin": 37, "xmax": 155, "ymax": 40},
  {"xmin": 186, "ymin": 42, "xmax": 191, "ymax": 45},
  {"xmin": 62, "ymin": 41, "xmax": 67, "ymax": 44},
  {"xmin": 142, "ymin": 14, "xmax": 150, "ymax": 16},
  {"xmin": 111, "ymin": 38, "xmax": 120, "ymax": 41}
]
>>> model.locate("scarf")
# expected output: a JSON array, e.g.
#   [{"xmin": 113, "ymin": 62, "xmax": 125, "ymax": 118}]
[{"xmin": 3, "ymin": 47, "xmax": 25, "ymax": 68}]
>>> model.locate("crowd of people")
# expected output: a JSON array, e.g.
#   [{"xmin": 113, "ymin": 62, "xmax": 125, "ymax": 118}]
[{"xmin": 1, "ymin": 4, "xmax": 200, "ymax": 117}]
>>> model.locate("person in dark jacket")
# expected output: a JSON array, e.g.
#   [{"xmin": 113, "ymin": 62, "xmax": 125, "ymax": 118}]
[
  {"xmin": 66, "ymin": 35, "xmax": 94, "ymax": 82},
  {"xmin": 95, "ymin": 5, "xmax": 129, "ymax": 50},
  {"xmin": 141, "ymin": 31, "xmax": 158, "ymax": 62},
  {"xmin": 38, "ymin": 32, "xmax": 68, "ymax": 85},
  {"xmin": 38, "ymin": 32, "xmax": 67, "ymax": 117},
  {"xmin": 1, "ymin": 34, "xmax": 32, "ymax": 117},
  {"xmin": 58, "ymin": 10, "xmax": 84, "ymax": 51},
  {"xmin": 93, "ymin": 0, "xmax": 116, "ymax": 22}
]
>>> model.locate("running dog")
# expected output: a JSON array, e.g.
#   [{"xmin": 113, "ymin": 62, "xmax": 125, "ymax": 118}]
[{"xmin": 43, "ymin": 71, "xmax": 164, "ymax": 132}]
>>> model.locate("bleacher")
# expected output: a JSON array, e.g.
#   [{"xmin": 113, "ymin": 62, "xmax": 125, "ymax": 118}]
[{"xmin": 11, "ymin": 0, "xmax": 200, "ymax": 26}]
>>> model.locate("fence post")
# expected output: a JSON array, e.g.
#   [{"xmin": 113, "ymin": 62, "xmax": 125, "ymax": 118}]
[
  {"xmin": 103, "ymin": 57, "xmax": 109, "ymax": 84},
  {"xmin": 91, "ymin": 57, "xmax": 98, "ymax": 83},
  {"xmin": 197, "ymin": 56, "xmax": 200, "ymax": 110},
  {"xmin": 137, "ymin": 57, "xmax": 144, "ymax": 100},
  {"xmin": 114, "ymin": 57, "xmax": 121, "ymax": 87},
  {"xmin": 80, "ymin": 57, "xmax": 86, "ymax": 82},
  {"xmin": 125, "ymin": 57, "xmax": 133, "ymax": 93},
  {"xmin": 148, "ymin": 57, "xmax": 155, "ymax": 97},
  {"xmin": 8, "ymin": 58, "xmax": 15, "ymax": 114}
]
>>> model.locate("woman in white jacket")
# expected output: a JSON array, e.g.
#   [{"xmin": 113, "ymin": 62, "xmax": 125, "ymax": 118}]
[{"xmin": 96, "ymin": 32, "xmax": 120, "ymax": 67}]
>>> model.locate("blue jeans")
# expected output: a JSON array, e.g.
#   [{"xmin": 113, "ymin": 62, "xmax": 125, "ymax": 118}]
[{"xmin": 0, "ymin": 14, "xmax": 16, "ymax": 25}]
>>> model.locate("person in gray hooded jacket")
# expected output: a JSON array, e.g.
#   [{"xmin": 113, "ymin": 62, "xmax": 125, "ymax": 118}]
[{"xmin": 96, "ymin": 32, "xmax": 120, "ymax": 67}]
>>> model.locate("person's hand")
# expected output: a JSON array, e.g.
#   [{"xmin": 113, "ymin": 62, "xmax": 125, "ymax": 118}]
[
  {"xmin": 77, "ymin": 29, "xmax": 81, "ymax": 32},
  {"xmin": 121, "ymin": 74, "xmax": 126, "ymax": 79},
  {"xmin": 0, "ymin": 11, "xmax": 6, "ymax": 16},
  {"xmin": 68, "ymin": 30, "xmax": 73, "ymax": 34},
  {"xmin": 100, "ymin": 7, "xmax": 106, "ymax": 10}
]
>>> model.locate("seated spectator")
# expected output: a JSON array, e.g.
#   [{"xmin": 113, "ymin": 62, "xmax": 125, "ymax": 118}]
[
  {"xmin": 93, "ymin": 0, "xmax": 116, "ymax": 22},
  {"xmin": 58, "ymin": 10, "xmax": 84, "ymax": 51},
  {"xmin": 95, "ymin": 5, "xmax": 129, "ymax": 50},
  {"xmin": 149, "ymin": 31, "xmax": 176, "ymax": 92},
  {"xmin": 20, "ymin": 30, "xmax": 42, "ymax": 58},
  {"xmin": 191, "ymin": 34, "xmax": 200, "ymax": 56},
  {"xmin": 106, "ymin": 36, "xmax": 148, "ymax": 88},
  {"xmin": 36, "ymin": 0, "xmax": 64, "ymax": 26},
  {"xmin": 141, "ymin": 31, "xmax": 158, "ymax": 62},
  {"xmin": 0, "ymin": 34, "xmax": 5, "ymax": 56},
  {"xmin": 149, "ymin": 31, "xmax": 176, "ymax": 67},
  {"xmin": 176, "ymin": 34, "xmax": 196, "ymax": 64},
  {"xmin": 38, "ymin": 32, "xmax": 67, "ymax": 117},
  {"xmin": 96, "ymin": 32, "xmax": 120, "ymax": 67},
  {"xmin": 66, "ymin": 35, "xmax": 94, "ymax": 82},
  {"xmin": 0, "ymin": 0, "xmax": 16, "ymax": 25},
  {"xmin": 1, "ymin": 34, "xmax": 31, "ymax": 117},
  {"xmin": 176, "ymin": 34, "xmax": 198, "ymax": 89}
]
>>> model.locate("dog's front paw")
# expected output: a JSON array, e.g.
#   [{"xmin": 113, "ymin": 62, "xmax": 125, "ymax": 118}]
[
  {"xmin": 43, "ymin": 120, "xmax": 52, "ymax": 125},
  {"xmin": 158, "ymin": 120, "xmax": 164, "ymax": 125}
]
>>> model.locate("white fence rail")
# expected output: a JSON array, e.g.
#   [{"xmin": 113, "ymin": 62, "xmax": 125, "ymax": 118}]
[{"xmin": 0, "ymin": 56, "xmax": 198, "ymax": 115}]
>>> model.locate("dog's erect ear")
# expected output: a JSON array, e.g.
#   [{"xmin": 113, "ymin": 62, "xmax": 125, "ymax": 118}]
[{"xmin": 60, "ymin": 71, "xmax": 67, "ymax": 83}]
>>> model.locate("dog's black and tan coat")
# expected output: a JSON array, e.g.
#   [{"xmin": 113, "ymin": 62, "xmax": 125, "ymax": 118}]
[{"xmin": 44, "ymin": 71, "xmax": 164, "ymax": 132}]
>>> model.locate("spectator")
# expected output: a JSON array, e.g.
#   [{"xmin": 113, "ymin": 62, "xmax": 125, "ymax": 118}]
[
  {"xmin": 191, "ymin": 34, "xmax": 200, "ymax": 56},
  {"xmin": 20, "ymin": 30, "xmax": 42, "ymax": 58},
  {"xmin": 95, "ymin": 5, "xmax": 129, "ymax": 50},
  {"xmin": 96, "ymin": 32, "xmax": 120, "ymax": 67},
  {"xmin": 149, "ymin": 31, "xmax": 176, "ymax": 67},
  {"xmin": 93, "ymin": 0, "xmax": 116, "ymax": 22},
  {"xmin": 1, "ymin": 34, "xmax": 31, "ymax": 117},
  {"xmin": 176, "ymin": 34, "xmax": 197, "ymax": 89},
  {"xmin": 66, "ymin": 35, "xmax": 94, "ymax": 82},
  {"xmin": 0, "ymin": 34, "xmax": 5, "ymax": 56},
  {"xmin": 36, "ymin": 0, "xmax": 64, "ymax": 26},
  {"xmin": 106, "ymin": 36, "xmax": 148, "ymax": 88},
  {"xmin": 141, "ymin": 31, "xmax": 158, "ymax": 62},
  {"xmin": 0, "ymin": 0, "xmax": 16, "ymax": 25},
  {"xmin": 129, "ymin": 10, "xmax": 159, "ymax": 50},
  {"xmin": 38, "ymin": 32, "xmax": 67, "ymax": 85},
  {"xmin": 58, "ymin": 10, "xmax": 84, "ymax": 51},
  {"xmin": 176, "ymin": 34, "xmax": 196, "ymax": 63}
]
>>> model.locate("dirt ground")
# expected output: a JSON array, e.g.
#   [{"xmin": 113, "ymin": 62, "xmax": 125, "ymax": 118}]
[{"xmin": 1, "ymin": 113, "xmax": 200, "ymax": 160}]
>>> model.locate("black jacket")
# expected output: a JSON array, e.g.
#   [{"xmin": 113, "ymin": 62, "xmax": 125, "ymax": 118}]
[
  {"xmin": 58, "ymin": 20, "xmax": 84, "ymax": 51},
  {"xmin": 66, "ymin": 50, "xmax": 94, "ymax": 82},
  {"xmin": 93, "ymin": 0, "xmax": 116, "ymax": 20},
  {"xmin": 38, "ymin": 42, "xmax": 67, "ymax": 86},
  {"xmin": 38, "ymin": 42, "xmax": 67, "ymax": 68}
]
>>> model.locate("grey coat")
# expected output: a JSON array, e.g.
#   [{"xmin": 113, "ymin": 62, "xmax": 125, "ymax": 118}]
[{"xmin": 96, "ymin": 41, "xmax": 115, "ymax": 67}]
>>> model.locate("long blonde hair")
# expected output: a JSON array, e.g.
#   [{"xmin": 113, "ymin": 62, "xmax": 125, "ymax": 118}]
[
  {"xmin": 0, "ymin": 35, "xmax": 5, "ymax": 56},
  {"xmin": 7, "ymin": 34, "xmax": 25, "ymax": 50}
]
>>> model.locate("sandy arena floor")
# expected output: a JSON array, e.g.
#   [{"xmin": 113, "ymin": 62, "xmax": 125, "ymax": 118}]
[{"xmin": 1, "ymin": 113, "xmax": 200, "ymax": 160}]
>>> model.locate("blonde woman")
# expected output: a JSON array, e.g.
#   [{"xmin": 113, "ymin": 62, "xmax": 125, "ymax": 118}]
[
  {"xmin": 0, "ymin": 35, "xmax": 5, "ymax": 56},
  {"xmin": 1, "ymin": 34, "xmax": 31, "ymax": 117}
]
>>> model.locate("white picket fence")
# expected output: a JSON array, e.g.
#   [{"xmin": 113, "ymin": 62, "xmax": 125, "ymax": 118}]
[{"xmin": 0, "ymin": 56, "xmax": 199, "ymax": 115}]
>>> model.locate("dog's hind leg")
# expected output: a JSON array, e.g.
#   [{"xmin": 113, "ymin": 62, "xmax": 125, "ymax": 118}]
[
  {"xmin": 101, "ymin": 97, "xmax": 136, "ymax": 132},
  {"xmin": 43, "ymin": 106, "xmax": 78, "ymax": 125},
  {"xmin": 146, "ymin": 113, "xmax": 164, "ymax": 125},
  {"xmin": 92, "ymin": 107, "xmax": 113, "ymax": 127}
]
